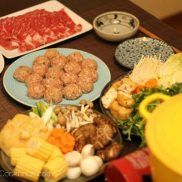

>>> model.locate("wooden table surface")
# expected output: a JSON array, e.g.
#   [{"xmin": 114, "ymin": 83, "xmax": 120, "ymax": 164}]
[{"xmin": 0, "ymin": 0, "xmax": 181, "ymax": 181}]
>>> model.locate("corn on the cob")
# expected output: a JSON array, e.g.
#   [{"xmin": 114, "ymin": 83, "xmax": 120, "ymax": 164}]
[
  {"xmin": 49, "ymin": 146, "xmax": 64, "ymax": 160},
  {"xmin": 10, "ymin": 147, "xmax": 26, "ymax": 166},
  {"xmin": 14, "ymin": 154, "xmax": 44, "ymax": 182},
  {"xmin": 42, "ymin": 157, "xmax": 68, "ymax": 182},
  {"xmin": 27, "ymin": 137, "xmax": 53, "ymax": 161}
]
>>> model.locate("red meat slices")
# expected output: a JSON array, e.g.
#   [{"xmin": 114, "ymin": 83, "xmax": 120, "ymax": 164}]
[{"xmin": 0, "ymin": 9, "xmax": 82, "ymax": 52}]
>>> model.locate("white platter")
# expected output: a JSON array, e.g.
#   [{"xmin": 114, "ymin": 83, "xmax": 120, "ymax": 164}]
[
  {"xmin": 0, "ymin": 0, "xmax": 93, "ymax": 59},
  {"xmin": 0, "ymin": 54, "xmax": 4, "ymax": 74}
]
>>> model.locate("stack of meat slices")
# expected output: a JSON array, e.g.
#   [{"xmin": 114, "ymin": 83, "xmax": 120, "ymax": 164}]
[{"xmin": 0, "ymin": 9, "xmax": 82, "ymax": 52}]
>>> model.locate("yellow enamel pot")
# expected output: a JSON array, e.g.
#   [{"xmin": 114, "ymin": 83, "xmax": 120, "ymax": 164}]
[{"xmin": 139, "ymin": 93, "xmax": 182, "ymax": 182}]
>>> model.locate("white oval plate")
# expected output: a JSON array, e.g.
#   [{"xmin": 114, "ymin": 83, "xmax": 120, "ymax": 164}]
[
  {"xmin": 0, "ymin": 0, "xmax": 92, "ymax": 59},
  {"xmin": 0, "ymin": 54, "xmax": 4, "ymax": 73}
]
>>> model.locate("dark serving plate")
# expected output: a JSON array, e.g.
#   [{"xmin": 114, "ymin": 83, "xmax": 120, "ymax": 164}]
[
  {"xmin": 0, "ymin": 106, "xmax": 122, "ymax": 182},
  {"xmin": 99, "ymin": 75, "xmax": 126, "ymax": 122},
  {"xmin": 99, "ymin": 74, "xmax": 141, "ymax": 139}
]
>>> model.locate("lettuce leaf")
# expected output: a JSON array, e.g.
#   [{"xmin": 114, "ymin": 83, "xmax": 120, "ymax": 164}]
[{"xmin": 160, "ymin": 53, "xmax": 182, "ymax": 87}]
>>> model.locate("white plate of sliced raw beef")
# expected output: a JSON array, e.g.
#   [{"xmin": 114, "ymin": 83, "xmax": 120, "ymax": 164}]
[{"xmin": 0, "ymin": 0, "xmax": 92, "ymax": 59}]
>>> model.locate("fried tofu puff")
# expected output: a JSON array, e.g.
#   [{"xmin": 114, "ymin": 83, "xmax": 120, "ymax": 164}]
[
  {"xmin": 117, "ymin": 92, "xmax": 135, "ymax": 108},
  {"xmin": 109, "ymin": 101, "xmax": 133, "ymax": 120},
  {"xmin": 111, "ymin": 80, "xmax": 122, "ymax": 90},
  {"xmin": 118, "ymin": 77, "xmax": 136, "ymax": 93}
]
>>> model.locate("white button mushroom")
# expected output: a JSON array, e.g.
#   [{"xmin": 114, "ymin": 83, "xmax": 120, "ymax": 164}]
[
  {"xmin": 80, "ymin": 156, "xmax": 100, "ymax": 177},
  {"xmin": 67, "ymin": 167, "xmax": 82, "ymax": 180},
  {"xmin": 94, "ymin": 156, "xmax": 103, "ymax": 168},
  {"xmin": 65, "ymin": 151, "xmax": 82, "ymax": 167},
  {"xmin": 81, "ymin": 144, "xmax": 95, "ymax": 158}
]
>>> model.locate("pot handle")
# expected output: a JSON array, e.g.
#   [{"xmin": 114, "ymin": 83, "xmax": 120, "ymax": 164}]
[{"xmin": 139, "ymin": 93, "xmax": 171, "ymax": 120}]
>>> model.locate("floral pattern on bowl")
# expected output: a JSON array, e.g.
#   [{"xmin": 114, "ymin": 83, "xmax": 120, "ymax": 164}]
[{"xmin": 93, "ymin": 11, "xmax": 139, "ymax": 42}]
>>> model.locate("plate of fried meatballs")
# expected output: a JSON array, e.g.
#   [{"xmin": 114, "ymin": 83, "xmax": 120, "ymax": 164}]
[{"xmin": 3, "ymin": 48, "xmax": 111, "ymax": 106}]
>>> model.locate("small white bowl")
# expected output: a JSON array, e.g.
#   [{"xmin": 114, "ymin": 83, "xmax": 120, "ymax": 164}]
[{"xmin": 93, "ymin": 11, "xmax": 140, "ymax": 42}]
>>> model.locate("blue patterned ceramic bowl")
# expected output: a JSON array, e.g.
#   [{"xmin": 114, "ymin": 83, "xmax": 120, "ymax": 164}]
[
  {"xmin": 115, "ymin": 37, "xmax": 174, "ymax": 69},
  {"xmin": 93, "ymin": 11, "xmax": 139, "ymax": 42}
]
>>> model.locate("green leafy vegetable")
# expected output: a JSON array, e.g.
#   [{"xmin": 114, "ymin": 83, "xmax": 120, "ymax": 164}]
[
  {"xmin": 117, "ymin": 82, "xmax": 182, "ymax": 147},
  {"xmin": 31, "ymin": 101, "xmax": 58, "ymax": 126},
  {"xmin": 159, "ymin": 53, "xmax": 182, "ymax": 87}
]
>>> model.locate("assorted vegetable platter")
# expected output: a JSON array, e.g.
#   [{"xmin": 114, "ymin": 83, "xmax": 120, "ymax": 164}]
[
  {"xmin": 0, "ymin": 101, "xmax": 122, "ymax": 182},
  {"xmin": 101, "ymin": 53, "xmax": 182, "ymax": 146}
]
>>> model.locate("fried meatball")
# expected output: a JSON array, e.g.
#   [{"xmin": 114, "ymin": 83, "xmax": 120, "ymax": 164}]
[
  {"xmin": 67, "ymin": 52, "xmax": 84, "ymax": 64},
  {"xmin": 63, "ymin": 84, "xmax": 82, "ymax": 100},
  {"xmin": 27, "ymin": 83, "xmax": 45, "ymax": 99},
  {"xmin": 43, "ymin": 78, "xmax": 63, "ymax": 89},
  {"xmin": 82, "ymin": 59, "xmax": 97, "ymax": 70},
  {"xmin": 13, "ymin": 66, "xmax": 32, "ymax": 83},
  {"xmin": 77, "ymin": 77, "xmax": 94, "ymax": 93},
  {"xmin": 79, "ymin": 68, "xmax": 98, "ymax": 82},
  {"xmin": 33, "ymin": 56, "xmax": 50, "ymax": 67},
  {"xmin": 25, "ymin": 73, "xmax": 43, "ymax": 86},
  {"xmin": 61, "ymin": 72, "xmax": 78, "ymax": 85},
  {"xmin": 45, "ymin": 67, "xmax": 62, "ymax": 79},
  {"xmin": 32, "ymin": 64, "xmax": 48, "ymax": 77},
  {"xmin": 50, "ymin": 55, "xmax": 67, "ymax": 69},
  {"xmin": 44, "ymin": 87, "xmax": 63, "ymax": 103},
  {"xmin": 44, "ymin": 49, "xmax": 60, "ymax": 60},
  {"xmin": 64, "ymin": 61, "xmax": 81, "ymax": 74}
]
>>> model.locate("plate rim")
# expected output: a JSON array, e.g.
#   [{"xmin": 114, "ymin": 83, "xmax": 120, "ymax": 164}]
[
  {"xmin": 0, "ymin": 54, "xmax": 4, "ymax": 73},
  {"xmin": 3, "ymin": 48, "xmax": 111, "ymax": 107}
]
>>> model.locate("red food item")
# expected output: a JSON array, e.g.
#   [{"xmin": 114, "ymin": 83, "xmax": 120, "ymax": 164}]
[
  {"xmin": 104, "ymin": 148, "xmax": 151, "ymax": 182},
  {"xmin": 0, "ymin": 9, "xmax": 82, "ymax": 52}
]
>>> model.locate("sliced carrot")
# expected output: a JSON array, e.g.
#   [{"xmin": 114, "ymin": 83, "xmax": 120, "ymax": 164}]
[
  {"xmin": 47, "ymin": 128, "xmax": 75, "ymax": 154},
  {"xmin": 132, "ymin": 85, "xmax": 145, "ymax": 94},
  {"xmin": 145, "ymin": 78, "xmax": 158, "ymax": 88}
]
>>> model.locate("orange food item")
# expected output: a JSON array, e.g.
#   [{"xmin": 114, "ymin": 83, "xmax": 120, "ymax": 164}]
[
  {"xmin": 132, "ymin": 79, "xmax": 158, "ymax": 94},
  {"xmin": 145, "ymin": 78, "xmax": 158, "ymax": 88},
  {"xmin": 47, "ymin": 128, "xmax": 75, "ymax": 154},
  {"xmin": 132, "ymin": 85, "xmax": 145, "ymax": 94}
]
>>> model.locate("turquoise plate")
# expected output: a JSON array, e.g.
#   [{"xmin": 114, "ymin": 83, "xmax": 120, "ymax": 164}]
[{"xmin": 3, "ymin": 48, "xmax": 111, "ymax": 107}]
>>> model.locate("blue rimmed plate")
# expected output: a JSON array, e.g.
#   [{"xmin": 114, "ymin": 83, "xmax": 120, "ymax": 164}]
[
  {"xmin": 115, "ymin": 37, "xmax": 174, "ymax": 69},
  {"xmin": 3, "ymin": 48, "xmax": 111, "ymax": 107}
]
